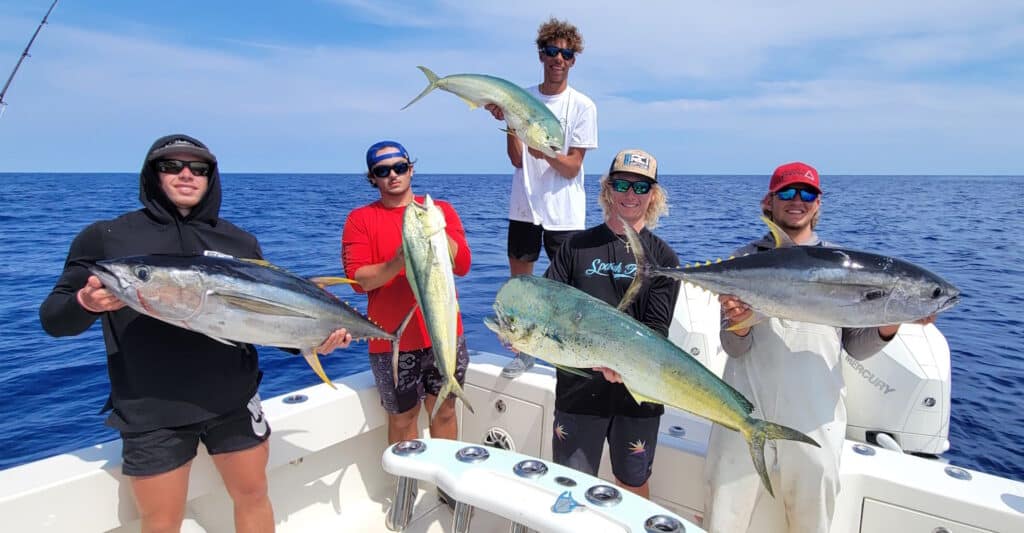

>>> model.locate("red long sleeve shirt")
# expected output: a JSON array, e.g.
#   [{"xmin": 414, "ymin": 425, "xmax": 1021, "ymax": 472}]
[{"xmin": 342, "ymin": 196, "xmax": 471, "ymax": 353}]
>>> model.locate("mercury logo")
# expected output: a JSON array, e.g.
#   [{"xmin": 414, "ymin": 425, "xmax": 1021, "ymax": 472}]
[{"xmin": 845, "ymin": 355, "xmax": 895, "ymax": 395}]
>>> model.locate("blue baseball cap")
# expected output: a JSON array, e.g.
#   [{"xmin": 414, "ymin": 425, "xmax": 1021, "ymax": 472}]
[{"xmin": 366, "ymin": 140, "xmax": 411, "ymax": 169}]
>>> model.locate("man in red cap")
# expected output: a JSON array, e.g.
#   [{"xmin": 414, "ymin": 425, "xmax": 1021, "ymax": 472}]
[{"xmin": 703, "ymin": 162, "xmax": 913, "ymax": 532}]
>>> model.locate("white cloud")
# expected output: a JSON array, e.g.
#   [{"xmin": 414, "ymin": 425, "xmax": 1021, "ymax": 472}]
[{"xmin": 0, "ymin": 1, "xmax": 1021, "ymax": 173}]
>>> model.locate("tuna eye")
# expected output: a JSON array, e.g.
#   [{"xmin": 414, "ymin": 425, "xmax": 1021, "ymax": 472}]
[
  {"xmin": 133, "ymin": 266, "xmax": 151, "ymax": 282},
  {"xmin": 864, "ymin": 290, "xmax": 885, "ymax": 301},
  {"xmin": 931, "ymin": 287, "xmax": 942, "ymax": 298}
]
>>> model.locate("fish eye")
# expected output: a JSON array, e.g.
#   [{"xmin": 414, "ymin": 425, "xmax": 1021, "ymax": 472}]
[
  {"xmin": 133, "ymin": 266, "xmax": 150, "ymax": 282},
  {"xmin": 864, "ymin": 289, "xmax": 886, "ymax": 301},
  {"xmin": 932, "ymin": 287, "xmax": 943, "ymax": 299}
]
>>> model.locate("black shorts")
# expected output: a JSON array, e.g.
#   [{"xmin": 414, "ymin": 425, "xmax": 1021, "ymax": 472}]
[
  {"xmin": 120, "ymin": 393, "xmax": 271, "ymax": 477},
  {"xmin": 551, "ymin": 410, "xmax": 661, "ymax": 487},
  {"xmin": 507, "ymin": 220, "xmax": 577, "ymax": 262},
  {"xmin": 369, "ymin": 336, "xmax": 470, "ymax": 415}
]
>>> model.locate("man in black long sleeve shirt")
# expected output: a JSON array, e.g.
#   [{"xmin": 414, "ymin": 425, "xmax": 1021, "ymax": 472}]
[
  {"xmin": 39, "ymin": 134, "xmax": 351, "ymax": 532},
  {"xmin": 544, "ymin": 149, "xmax": 679, "ymax": 498}
]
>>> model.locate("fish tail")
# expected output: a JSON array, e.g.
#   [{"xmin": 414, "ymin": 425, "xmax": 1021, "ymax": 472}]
[
  {"xmin": 401, "ymin": 66, "xmax": 441, "ymax": 110},
  {"xmin": 301, "ymin": 348, "xmax": 336, "ymax": 390},
  {"xmin": 744, "ymin": 418, "xmax": 821, "ymax": 498},
  {"xmin": 430, "ymin": 378, "xmax": 475, "ymax": 420},
  {"xmin": 618, "ymin": 216, "xmax": 649, "ymax": 311}
]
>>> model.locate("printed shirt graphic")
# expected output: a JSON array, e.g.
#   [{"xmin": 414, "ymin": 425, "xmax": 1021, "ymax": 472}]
[
  {"xmin": 508, "ymin": 85, "xmax": 598, "ymax": 230},
  {"xmin": 544, "ymin": 223, "xmax": 680, "ymax": 417}
]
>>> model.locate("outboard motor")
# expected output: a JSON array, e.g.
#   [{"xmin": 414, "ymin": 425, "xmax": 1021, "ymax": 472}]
[{"xmin": 842, "ymin": 323, "xmax": 951, "ymax": 455}]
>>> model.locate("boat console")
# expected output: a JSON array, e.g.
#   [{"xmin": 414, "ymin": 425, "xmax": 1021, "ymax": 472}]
[{"xmin": 381, "ymin": 437, "xmax": 704, "ymax": 533}]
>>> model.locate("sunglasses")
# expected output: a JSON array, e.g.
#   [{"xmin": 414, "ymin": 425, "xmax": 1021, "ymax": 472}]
[
  {"xmin": 610, "ymin": 178, "xmax": 653, "ymax": 195},
  {"xmin": 775, "ymin": 187, "xmax": 820, "ymax": 202},
  {"xmin": 540, "ymin": 45, "xmax": 575, "ymax": 60},
  {"xmin": 371, "ymin": 161, "xmax": 411, "ymax": 178},
  {"xmin": 154, "ymin": 159, "xmax": 212, "ymax": 176}
]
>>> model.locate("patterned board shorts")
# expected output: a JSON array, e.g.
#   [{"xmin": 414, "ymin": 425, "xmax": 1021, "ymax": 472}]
[
  {"xmin": 369, "ymin": 336, "xmax": 470, "ymax": 414},
  {"xmin": 552, "ymin": 410, "xmax": 661, "ymax": 487}
]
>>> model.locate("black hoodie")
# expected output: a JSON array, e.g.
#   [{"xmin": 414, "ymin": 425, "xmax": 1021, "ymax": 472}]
[{"xmin": 39, "ymin": 134, "xmax": 263, "ymax": 432}]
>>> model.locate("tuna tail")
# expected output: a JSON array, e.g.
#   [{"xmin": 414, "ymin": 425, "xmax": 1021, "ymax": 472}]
[
  {"xmin": 401, "ymin": 66, "xmax": 441, "ymax": 110},
  {"xmin": 617, "ymin": 216, "xmax": 649, "ymax": 311},
  {"xmin": 390, "ymin": 305, "xmax": 420, "ymax": 386},
  {"xmin": 430, "ymin": 374, "xmax": 475, "ymax": 420},
  {"xmin": 743, "ymin": 418, "xmax": 821, "ymax": 498}
]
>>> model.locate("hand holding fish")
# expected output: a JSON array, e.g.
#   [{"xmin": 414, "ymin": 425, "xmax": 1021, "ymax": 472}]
[
  {"xmin": 877, "ymin": 314, "xmax": 938, "ymax": 340},
  {"xmin": 485, "ymin": 103, "xmax": 505, "ymax": 121},
  {"xmin": 593, "ymin": 366, "xmax": 623, "ymax": 383},
  {"xmin": 77, "ymin": 275, "xmax": 126, "ymax": 313},
  {"xmin": 719, "ymin": 294, "xmax": 753, "ymax": 337},
  {"xmin": 316, "ymin": 328, "xmax": 353, "ymax": 354}
]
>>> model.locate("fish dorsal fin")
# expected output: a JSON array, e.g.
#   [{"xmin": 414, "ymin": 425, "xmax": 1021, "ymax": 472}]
[
  {"xmin": 309, "ymin": 276, "xmax": 358, "ymax": 289},
  {"xmin": 216, "ymin": 291, "xmax": 317, "ymax": 318},
  {"xmin": 760, "ymin": 216, "xmax": 796, "ymax": 248}
]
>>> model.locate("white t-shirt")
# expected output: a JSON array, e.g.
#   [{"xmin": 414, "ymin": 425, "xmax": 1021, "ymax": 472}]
[{"xmin": 508, "ymin": 85, "xmax": 598, "ymax": 230}]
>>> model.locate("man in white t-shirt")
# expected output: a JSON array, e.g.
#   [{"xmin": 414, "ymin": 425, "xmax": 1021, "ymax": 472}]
[{"xmin": 487, "ymin": 17, "xmax": 599, "ymax": 378}]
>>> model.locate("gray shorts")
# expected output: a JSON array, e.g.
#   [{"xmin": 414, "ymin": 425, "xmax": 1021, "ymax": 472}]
[
  {"xmin": 552, "ymin": 410, "xmax": 661, "ymax": 487},
  {"xmin": 369, "ymin": 336, "xmax": 469, "ymax": 414}
]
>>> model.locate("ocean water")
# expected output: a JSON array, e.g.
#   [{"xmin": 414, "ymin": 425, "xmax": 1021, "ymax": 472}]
[{"xmin": 0, "ymin": 173, "xmax": 1021, "ymax": 483}]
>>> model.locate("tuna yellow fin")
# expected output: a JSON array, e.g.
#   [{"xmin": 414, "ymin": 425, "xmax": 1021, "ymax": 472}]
[
  {"xmin": 309, "ymin": 276, "xmax": 357, "ymax": 288},
  {"xmin": 300, "ymin": 348, "xmax": 336, "ymax": 389},
  {"xmin": 726, "ymin": 311, "xmax": 768, "ymax": 332},
  {"xmin": 458, "ymin": 95, "xmax": 479, "ymax": 109},
  {"xmin": 217, "ymin": 292, "xmax": 317, "ymax": 318},
  {"xmin": 760, "ymin": 216, "xmax": 797, "ymax": 248},
  {"xmin": 238, "ymin": 258, "xmax": 272, "ymax": 266},
  {"xmin": 391, "ymin": 305, "xmax": 419, "ymax": 386}
]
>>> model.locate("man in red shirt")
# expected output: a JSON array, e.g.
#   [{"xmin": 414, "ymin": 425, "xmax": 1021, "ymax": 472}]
[{"xmin": 342, "ymin": 140, "xmax": 472, "ymax": 448}]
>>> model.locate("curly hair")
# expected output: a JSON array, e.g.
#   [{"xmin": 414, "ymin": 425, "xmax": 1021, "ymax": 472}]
[
  {"xmin": 536, "ymin": 17, "xmax": 584, "ymax": 53},
  {"xmin": 598, "ymin": 174, "xmax": 669, "ymax": 229}
]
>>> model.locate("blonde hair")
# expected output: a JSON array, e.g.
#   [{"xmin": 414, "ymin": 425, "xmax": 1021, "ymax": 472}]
[
  {"xmin": 536, "ymin": 17, "xmax": 584, "ymax": 52},
  {"xmin": 599, "ymin": 174, "xmax": 669, "ymax": 229}
]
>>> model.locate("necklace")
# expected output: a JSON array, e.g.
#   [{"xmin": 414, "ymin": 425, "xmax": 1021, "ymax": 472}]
[{"xmin": 614, "ymin": 232, "xmax": 634, "ymax": 255}]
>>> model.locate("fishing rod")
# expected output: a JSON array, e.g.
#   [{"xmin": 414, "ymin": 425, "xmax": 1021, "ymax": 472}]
[{"xmin": 0, "ymin": 0, "xmax": 59, "ymax": 118}]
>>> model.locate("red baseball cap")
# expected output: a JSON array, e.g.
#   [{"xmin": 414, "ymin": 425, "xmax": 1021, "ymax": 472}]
[{"xmin": 768, "ymin": 162, "xmax": 821, "ymax": 193}]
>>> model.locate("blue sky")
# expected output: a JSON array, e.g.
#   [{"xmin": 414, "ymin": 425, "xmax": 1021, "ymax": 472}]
[{"xmin": 0, "ymin": 0, "xmax": 1021, "ymax": 174}]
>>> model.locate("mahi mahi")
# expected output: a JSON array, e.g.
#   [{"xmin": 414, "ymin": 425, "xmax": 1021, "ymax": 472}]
[
  {"xmin": 401, "ymin": 195, "xmax": 474, "ymax": 419},
  {"xmin": 629, "ymin": 217, "xmax": 961, "ymax": 329},
  {"xmin": 402, "ymin": 66, "xmax": 565, "ymax": 158},
  {"xmin": 484, "ymin": 274, "xmax": 819, "ymax": 497},
  {"xmin": 90, "ymin": 253, "xmax": 405, "ymax": 389}
]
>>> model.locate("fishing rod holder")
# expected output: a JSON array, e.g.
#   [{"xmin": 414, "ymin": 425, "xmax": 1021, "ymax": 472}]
[{"xmin": 381, "ymin": 437, "xmax": 703, "ymax": 533}]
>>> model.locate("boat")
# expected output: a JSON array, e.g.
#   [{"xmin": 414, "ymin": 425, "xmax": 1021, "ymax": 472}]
[{"xmin": 2, "ymin": 284, "xmax": 1022, "ymax": 532}]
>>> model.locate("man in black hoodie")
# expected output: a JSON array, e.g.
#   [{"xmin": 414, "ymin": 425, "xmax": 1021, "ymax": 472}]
[{"xmin": 40, "ymin": 134, "xmax": 352, "ymax": 532}]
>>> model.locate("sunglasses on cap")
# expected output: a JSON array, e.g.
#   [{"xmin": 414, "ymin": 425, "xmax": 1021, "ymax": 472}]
[
  {"xmin": 775, "ymin": 187, "xmax": 820, "ymax": 202},
  {"xmin": 610, "ymin": 178, "xmax": 653, "ymax": 195},
  {"xmin": 154, "ymin": 159, "xmax": 212, "ymax": 177},
  {"xmin": 540, "ymin": 45, "xmax": 575, "ymax": 60},
  {"xmin": 371, "ymin": 161, "xmax": 411, "ymax": 178}
]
